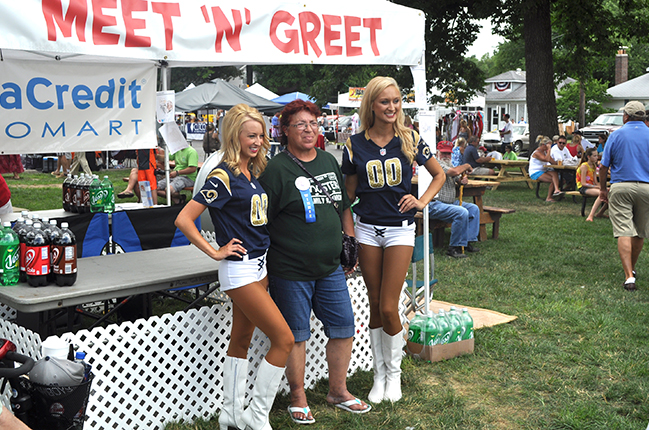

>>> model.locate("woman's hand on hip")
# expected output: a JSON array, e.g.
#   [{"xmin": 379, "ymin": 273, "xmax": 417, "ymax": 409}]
[
  {"xmin": 216, "ymin": 238, "xmax": 247, "ymax": 260},
  {"xmin": 398, "ymin": 194, "xmax": 425, "ymax": 213}
]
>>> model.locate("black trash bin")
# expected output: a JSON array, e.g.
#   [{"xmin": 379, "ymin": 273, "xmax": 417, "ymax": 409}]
[{"xmin": 29, "ymin": 372, "xmax": 94, "ymax": 430}]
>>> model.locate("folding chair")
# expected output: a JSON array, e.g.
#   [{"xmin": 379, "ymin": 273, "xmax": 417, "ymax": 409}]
[{"xmin": 404, "ymin": 233, "xmax": 437, "ymax": 315}]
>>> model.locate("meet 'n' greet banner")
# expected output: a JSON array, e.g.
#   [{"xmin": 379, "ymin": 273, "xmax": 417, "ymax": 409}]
[
  {"xmin": 0, "ymin": 1, "xmax": 424, "ymax": 66},
  {"xmin": 0, "ymin": 60, "xmax": 156, "ymax": 154}
]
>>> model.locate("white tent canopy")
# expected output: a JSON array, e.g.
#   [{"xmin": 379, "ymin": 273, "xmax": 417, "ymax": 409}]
[{"xmin": 245, "ymin": 83, "xmax": 279, "ymax": 101}]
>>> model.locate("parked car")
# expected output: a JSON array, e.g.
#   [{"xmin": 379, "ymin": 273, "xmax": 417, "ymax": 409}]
[
  {"xmin": 579, "ymin": 112, "xmax": 624, "ymax": 146},
  {"xmin": 480, "ymin": 124, "xmax": 529, "ymax": 153},
  {"xmin": 510, "ymin": 124, "xmax": 529, "ymax": 153}
]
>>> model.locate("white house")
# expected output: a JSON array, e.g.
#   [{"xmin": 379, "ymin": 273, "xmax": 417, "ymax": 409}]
[{"xmin": 604, "ymin": 72, "xmax": 649, "ymax": 111}]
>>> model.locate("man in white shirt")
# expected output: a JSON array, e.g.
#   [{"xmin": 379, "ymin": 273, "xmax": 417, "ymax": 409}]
[
  {"xmin": 499, "ymin": 113, "xmax": 512, "ymax": 152},
  {"xmin": 550, "ymin": 135, "xmax": 578, "ymax": 190}
]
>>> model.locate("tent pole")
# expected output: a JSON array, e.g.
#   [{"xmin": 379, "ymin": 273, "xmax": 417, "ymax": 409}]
[{"xmin": 161, "ymin": 63, "xmax": 171, "ymax": 207}]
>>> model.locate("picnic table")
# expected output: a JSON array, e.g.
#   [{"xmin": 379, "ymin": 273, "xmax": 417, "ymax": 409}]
[{"xmin": 474, "ymin": 159, "xmax": 535, "ymax": 190}]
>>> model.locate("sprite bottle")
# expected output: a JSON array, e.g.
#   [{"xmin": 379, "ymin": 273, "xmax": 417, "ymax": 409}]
[
  {"xmin": 447, "ymin": 309, "xmax": 463, "ymax": 343},
  {"xmin": 408, "ymin": 313, "xmax": 426, "ymax": 345},
  {"xmin": 436, "ymin": 309, "xmax": 452, "ymax": 345},
  {"xmin": 101, "ymin": 176, "xmax": 115, "ymax": 213},
  {"xmin": 423, "ymin": 311, "xmax": 438, "ymax": 347},
  {"xmin": 0, "ymin": 222, "xmax": 20, "ymax": 286},
  {"xmin": 461, "ymin": 308, "xmax": 474, "ymax": 340},
  {"xmin": 89, "ymin": 175, "xmax": 104, "ymax": 213}
]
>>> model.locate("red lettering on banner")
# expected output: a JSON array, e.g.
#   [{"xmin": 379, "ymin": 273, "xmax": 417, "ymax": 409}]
[
  {"xmin": 270, "ymin": 11, "xmax": 299, "ymax": 54},
  {"xmin": 152, "ymin": 2, "xmax": 180, "ymax": 50},
  {"xmin": 323, "ymin": 15, "xmax": 342, "ymax": 56},
  {"xmin": 42, "ymin": 0, "xmax": 88, "ymax": 42},
  {"xmin": 270, "ymin": 11, "xmax": 382, "ymax": 58},
  {"xmin": 363, "ymin": 18, "xmax": 381, "ymax": 56},
  {"xmin": 298, "ymin": 12, "xmax": 322, "ymax": 57},
  {"xmin": 123, "ymin": 0, "xmax": 150, "ymax": 47},
  {"xmin": 92, "ymin": 0, "xmax": 119, "ymax": 45},
  {"xmin": 344, "ymin": 16, "xmax": 361, "ymax": 57},
  {"xmin": 209, "ymin": 7, "xmax": 250, "ymax": 53}
]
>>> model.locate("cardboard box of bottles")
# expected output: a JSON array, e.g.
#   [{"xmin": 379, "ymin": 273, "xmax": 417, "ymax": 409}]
[{"xmin": 406, "ymin": 338, "xmax": 474, "ymax": 362}]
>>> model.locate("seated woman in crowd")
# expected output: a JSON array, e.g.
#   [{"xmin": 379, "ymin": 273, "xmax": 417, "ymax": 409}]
[
  {"xmin": 529, "ymin": 135, "xmax": 563, "ymax": 202},
  {"xmin": 452, "ymin": 137, "xmax": 466, "ymax": 167},
  {"xmin": 577, "ymin": 148, "xmax": 608, "ymax": 221},
  {"xmin": 502, "ymin": 144, "xmax": 518, "ymax": 160},
  {"xmin": 597, "ymin": 132, "xmax": 608, "ymax": 154},
  {"xmin": 567, "ymin": 133, "xmax": 585, "ymax": 158}
]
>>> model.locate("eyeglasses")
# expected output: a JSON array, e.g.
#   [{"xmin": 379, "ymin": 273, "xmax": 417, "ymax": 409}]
[{"xmin": 290, "ymin": 122, "xmax": 319, "ymax": 131}]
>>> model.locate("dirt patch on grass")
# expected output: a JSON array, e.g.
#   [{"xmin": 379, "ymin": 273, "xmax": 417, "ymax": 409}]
[{"xmin": 9, "ymin": 184, "xmax": 61, "ymax": 189}]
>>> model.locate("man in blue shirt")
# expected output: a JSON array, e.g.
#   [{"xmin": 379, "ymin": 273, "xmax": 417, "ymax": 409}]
[
  {"xmin": 599, "ymin": 101, "xmax": 649, "ymax": 291},
  {"xmin": 463, "ymin": 136, "xmax": 495, "ymax": 176}
]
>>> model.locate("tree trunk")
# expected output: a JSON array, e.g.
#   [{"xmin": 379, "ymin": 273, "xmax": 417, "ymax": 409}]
[
  {"xmin": 524, "ymin": 0, "xmax": 559, "ymax": 153},
  {"xmin": 579, "ymin": 81, "xmax": 586, "ymax": 128}
]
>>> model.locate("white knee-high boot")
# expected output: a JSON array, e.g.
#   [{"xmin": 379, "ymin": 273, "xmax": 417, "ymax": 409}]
[
  {"xmin": 219, "ymin": 356, "xmax": 249, "ymax": 430},
  {"xmin": 368, "ymin": 328, "xmax": 386, "ymax": 403},
  {"xmin": 241, "ymin": 359, "xmax": 285, "ymax": 430},
  {"xmin": 381, "ymin": 330, "xmax": 404, "ymax": 402}
]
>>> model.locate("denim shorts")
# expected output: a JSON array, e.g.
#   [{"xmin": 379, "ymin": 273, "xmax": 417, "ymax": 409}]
[{"xmin": 269, "ymin": 266, "xmax": 355, "ymax": 342}]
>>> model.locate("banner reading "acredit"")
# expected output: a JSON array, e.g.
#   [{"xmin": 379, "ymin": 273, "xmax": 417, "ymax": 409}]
[{"xmin": 0, "ymin": 60, "xmax": 156, "ymax": 154}]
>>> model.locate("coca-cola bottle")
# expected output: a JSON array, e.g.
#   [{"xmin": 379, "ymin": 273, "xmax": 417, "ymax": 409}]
[
  {"xmin": 62, "ymin": 174, "xmax": 73, "ymax": 211},
  {"xmin": 70, "ymin": 175, "xmax": 80, "ymax": 213},
  {"xmin": 26, "ymin": 222, "xmax": 50, "ymax": 287},
  {"xmin": 53, "ymin": 222, "xmax": 77, "ymax": 287},
  {"xmin": 16, "ymin": 219, "xmax": 33, "ymax": 283}
]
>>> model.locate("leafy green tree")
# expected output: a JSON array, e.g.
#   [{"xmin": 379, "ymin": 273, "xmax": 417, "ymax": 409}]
[
  {"xmin": 471, "ymin": 39, "xmax": 526, "ymax": 79},
  {"xmin": 168, "ymin": 67, "xmax": 242, "ymax": 93},
  {"xmin": 556, "ymin": 80, "xmax": 614, "ymax": 125}
]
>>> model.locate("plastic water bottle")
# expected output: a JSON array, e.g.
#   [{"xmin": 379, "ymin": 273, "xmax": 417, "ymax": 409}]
[
  {"xmin": 436, "ymin": 310, "xmax": 452, "ymax": 345},
  {"xmin": 74, "ymin": 352, "xmax": 92, "ymax": 382},
  {"xmin": 408, "ymin": 313, "xmax": 426, "ymax": 344},
  {"xmin": 101, "ymin": 176, "xmax": 115, "ymax": 213},
  {"xmin": 26, "ymin": 222, "xmax": 50, "ymax": 287},
  {"xmin": 0, "ymin": 222, "xmax": 20, "ymax": 286},
  {"xmin": 89, "ymin": 175, "xmax": 104, "ymax": 213},
  {"xmin": 62, "ymin": 174, "xmax": 73, "ymax": 211},
  {"xmin": 53, "ymin": 222, "xmax": 77, "ymax": 286},
  {"xmin": 461, "ymin": 308, "xmax": 474, "ymax": 340},
  {"xmin": 423, "ymin": 311, "xmax": 439, "ymax": 346}
]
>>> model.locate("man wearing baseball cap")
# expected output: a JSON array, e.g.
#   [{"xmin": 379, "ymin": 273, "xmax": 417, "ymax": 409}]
[
  {"xmin": 429, "ymin": 142, "xmax": 481, "ymax": 258},
  {"xmin": 599, "ymin": 101, "xmax": 649, "ymax": 291}
]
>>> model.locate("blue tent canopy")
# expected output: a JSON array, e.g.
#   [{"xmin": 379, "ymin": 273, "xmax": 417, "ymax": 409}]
[{"xmin": 272, "ymin": 92, "xmax": 331, "ymax": 109}]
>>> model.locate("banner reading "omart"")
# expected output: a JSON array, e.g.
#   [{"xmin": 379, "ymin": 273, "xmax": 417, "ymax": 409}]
[{"xmin": 0, "ymin": 60, "xmax": 156, "ymax": 154}]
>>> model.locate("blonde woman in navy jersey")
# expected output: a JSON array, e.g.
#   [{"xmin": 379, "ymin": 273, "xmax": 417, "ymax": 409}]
[
  {"xmin": 342, "ymin": 77, "xmax": 445, "ymax": 403},
  {"xmin": 175, "ymin": 104, "xmax": 293, "ymax": 430}
]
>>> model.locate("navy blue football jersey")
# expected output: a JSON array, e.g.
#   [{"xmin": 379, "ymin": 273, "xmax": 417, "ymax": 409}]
[
  {"xmin": 341, "ymin": 130, "xmax": 432, "ymax": 226},
  {"xmin": 193, "ymin": 162, "xmax": 270, "ymax": 261}
]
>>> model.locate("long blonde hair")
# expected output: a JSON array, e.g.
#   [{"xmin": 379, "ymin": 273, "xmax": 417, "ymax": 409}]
[
  {"xmin": 360, "ymin": 76, "xmax": 417, "ymax": 163},
  {"xmin": 221, "ymin": 104, "xmax": 270, "ymax": 177}
]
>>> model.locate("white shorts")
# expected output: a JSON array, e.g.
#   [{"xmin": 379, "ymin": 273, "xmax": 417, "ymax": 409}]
[
  {"xmin": 218, "ymin": 253, "xmax": 267, "ymax": 292},
  {"xmin": 355, "ymin": 220, "xmax": 415, "ymax": 248}
]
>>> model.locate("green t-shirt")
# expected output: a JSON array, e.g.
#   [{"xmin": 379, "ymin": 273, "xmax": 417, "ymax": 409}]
[
  {"xmin": 170, "ymin": 146, "xmax": 199, "ymax": 182},
  {"xmin": 503, "ymin": 151, "xmax": 518, "ymax": 160},
  {"xmin": 258, "ymin": 150, "xmax": 351, "ymax": 281}
]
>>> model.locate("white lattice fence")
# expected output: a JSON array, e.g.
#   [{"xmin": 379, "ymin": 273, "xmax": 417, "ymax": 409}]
[{"xmin": 0, "ymin": 276, "xmax": 412, "ymax": 429}]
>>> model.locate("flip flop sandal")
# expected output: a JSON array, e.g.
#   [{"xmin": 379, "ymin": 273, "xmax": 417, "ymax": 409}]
[
  {"xmin": 332, "ymin": 398, "xmax": 371, "ymax": 414},
  {"xmin": 117, "ymin": 191, "xmax": 134, "ymax": 198},
  {"xmin": 288, "ymin": 405, "xmax": 315, "ymax": 425}
]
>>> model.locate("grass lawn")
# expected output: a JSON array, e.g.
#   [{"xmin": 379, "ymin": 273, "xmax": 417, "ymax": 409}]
[{"xmin": 6, "ymin": 171, "xmax": 648, "ymax": 430}]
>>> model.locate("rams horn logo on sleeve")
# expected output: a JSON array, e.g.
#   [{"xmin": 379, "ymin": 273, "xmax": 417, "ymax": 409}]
[{"xmin": 201, "ymin": 189, "xmax": 218, "ymax": 204}]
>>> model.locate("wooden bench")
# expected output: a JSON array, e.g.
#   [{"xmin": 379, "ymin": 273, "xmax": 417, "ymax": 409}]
[
  {"xmin": 566, "ymin": 190, "xmax": 591, "ymax": 216},
  {"xmin": 483, "ymin": 206, "xmax": 515, "ymax": 239}
]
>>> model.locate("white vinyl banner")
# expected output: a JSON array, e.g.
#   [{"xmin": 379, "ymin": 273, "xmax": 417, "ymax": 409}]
[
  {"xmin": 0, "ymin": 60, "xmax": 156, "ymax": 154},
  {"xmin": 0, "ymin": 0, "xmax": 425, "ymax": 66}
]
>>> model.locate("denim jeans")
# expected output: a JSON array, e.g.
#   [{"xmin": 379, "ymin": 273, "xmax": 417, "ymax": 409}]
[{"xmin": 428, "ymin": 200, "xmax": 480, "ymax": 247}]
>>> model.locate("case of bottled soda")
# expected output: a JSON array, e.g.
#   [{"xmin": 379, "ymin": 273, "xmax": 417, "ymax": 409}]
[{"xmin": 406, "ymin": 306, "xmax": 475, "ymax": 362}]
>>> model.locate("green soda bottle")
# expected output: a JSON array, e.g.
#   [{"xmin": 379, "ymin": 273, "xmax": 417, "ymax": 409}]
[
  {"xmin": 0, "ymin": 222, "xmax": 20, "ymax": 286},
  {"xmin": 461, "ymin": 308, "xmax": 474, "ymax": 340},
  {"xmin": 447, "ymin": 308, "xmax": 463, "ymax": 343},
  {"xmin": 436, "ymin": 309, "xmax": 451, "ymax": 345},
  {"xmin": 423, "ymin": 311, "xmax": 438, "ymax": 346},
  {"xmin": 89, "ymin": 175, "xmax": 104, "ymax": 213},
  {"xmin": 101, "ymin": 176, "xmax": 115, "ymax": 213},
  {"xmin": 408, "ymin": 313, "xmax": 425, "ymax": 344}
]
